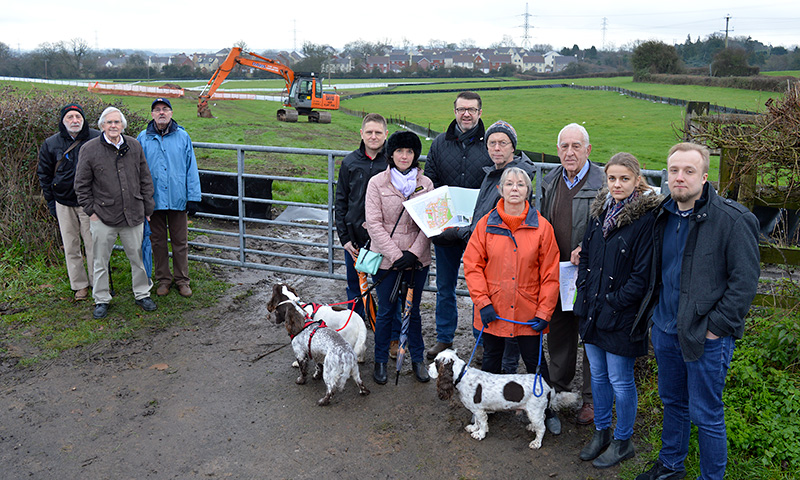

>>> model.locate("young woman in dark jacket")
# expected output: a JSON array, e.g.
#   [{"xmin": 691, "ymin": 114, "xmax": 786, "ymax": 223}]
[{"xmin": 573, "ymin": 153, "xmax": 662, "ymax": 468}]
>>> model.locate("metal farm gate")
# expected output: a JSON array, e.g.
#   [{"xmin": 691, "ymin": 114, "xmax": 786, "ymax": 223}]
[{"xmin": 186, "ymin": 142, "xmax": 667, "ymax": 293}]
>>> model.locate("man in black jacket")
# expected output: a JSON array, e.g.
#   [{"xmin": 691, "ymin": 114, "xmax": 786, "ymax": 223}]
[
  {"xmin": 634, "ymin": 143, "xmax": 759, "ymax": 480},
  {"xmin": 335, "ymin": 113, "xmax": 389, "ymax": 319},
  {"xmin": 425, "ymin": 91, "xmax": 493, "ymax": 360},
  {"xmin": 37, "ymin": 103, "xmax": 101, "ymax": 301}
]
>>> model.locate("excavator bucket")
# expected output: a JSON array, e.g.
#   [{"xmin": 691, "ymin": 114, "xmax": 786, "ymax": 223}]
[{"xmin": 197, "ymin": 101, "xmax": 214, "ymax": 118}]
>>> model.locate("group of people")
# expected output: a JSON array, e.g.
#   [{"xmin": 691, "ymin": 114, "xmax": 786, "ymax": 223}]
[
  {"xmin": 335, "ymin": 91, "xmax": 760, "ymax": 479},
  {"xmin": 40, "ymin": 90, "xmax": 760, "ymax": 478},
  {"xmin": 38, "ymin": 99, "xmax": 201, "ymax": 319}
]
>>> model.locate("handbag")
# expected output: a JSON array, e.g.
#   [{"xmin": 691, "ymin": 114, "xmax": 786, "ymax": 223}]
[
  {"xmin": 354, "ymin": 240, "xmax": 383, "ymax": 275},
  {"xmin": 353, "ymin": 208, "xmax": 406, "ymax": 275}
]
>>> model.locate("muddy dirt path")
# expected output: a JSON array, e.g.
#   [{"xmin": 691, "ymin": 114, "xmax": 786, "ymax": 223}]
[{"xmin": 1, "ymin": 266, "xmax": 633, "ymax": 479}]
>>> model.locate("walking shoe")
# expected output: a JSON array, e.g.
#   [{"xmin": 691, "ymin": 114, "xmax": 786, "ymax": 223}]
[
  {"xmin": 373, "ymin": 362, "xmax": 387, "ymax": 385},
  {"xmin": 580, "ymin": 428, "xmax": 611, "ymax": 461},
  {"xmin": 74, "ymin": 287, "xmax": 90, "ymax": 301},
  {"xmin": 593, "ymin": 437, "xmax": 635, "ymax": 468},
  {"xmin": 135, "ymin": 297, "xmax": 158, "ymax": 312},
  {"xmin": 389, "ymin": 340, "xmax": 399, "ymax": 359},
  {"xmin": 635, "ymin": 460, "xmax": 687, "ymax": 480},
  {"xmin": 156, "ymin": 283, "xmax": 170, "ymax": 296},
  {"xmin": 545, "ymin": 408, "xmax": 562, "ymax": 435},
  {"xmin": 177, "ymin": 284, "xmax": 193, "ymax": 298},
  {"xmin": 412, "ymin": 362, "xmax": 430, "ymax": 383},
  {"xmin": 426, "ymin": 341, "xmax": 453, "ymax": 360},
  {"xmin": 577, "ymin": 402, "xmax": 595, "ymax": 425},
  {"xmin": 93, "ymin": 303, "xmax": 109, "ymax": 319}
]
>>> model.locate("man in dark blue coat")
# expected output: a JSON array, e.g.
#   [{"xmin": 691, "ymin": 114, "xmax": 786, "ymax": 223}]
[
  {"xmin": 37, "ymin": 103, "xmax": 101, "ymax": 301},
  {"xmin": 424, "ymin": 91, "xmax": 493, "ymax": 360},
  {"xmin": 634, "ymin": 142, "xmax": 760, "ymax": 480}
]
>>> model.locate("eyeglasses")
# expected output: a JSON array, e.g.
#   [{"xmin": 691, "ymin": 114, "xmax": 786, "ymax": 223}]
[
  {"xmin": 488, "ymin": 140, "xmax": 512, "ymax": 148},
  {"xmin": 455, "ymin": 107, "xmax": 479, "ymax": 115},
  {"xmin": 153, "ymin": 107, "xmax": 172, "ymax": 113}
]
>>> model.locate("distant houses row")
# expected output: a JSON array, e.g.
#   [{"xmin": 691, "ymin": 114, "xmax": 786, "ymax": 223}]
[{"xmin": 97, "ymin": 47, "xmax": 577, "ymax": 74}]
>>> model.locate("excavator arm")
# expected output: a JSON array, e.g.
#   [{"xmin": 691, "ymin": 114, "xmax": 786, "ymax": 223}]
[
  {"xmin": 198, "ymin": 47, "xmax": 296, "ymax": 117},
  {"xmin": 198, "ymin": 46, "xmax": 338, "ymax": 123}
]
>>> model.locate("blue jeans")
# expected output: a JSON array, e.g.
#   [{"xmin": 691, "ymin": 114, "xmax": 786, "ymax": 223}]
[
  {"xmin": 373, "ymin": 267, "xmax": 429, "ymax": 364},
  {"xmin": 583, "ymin": 343, "xmax": 637, "ymax": 440},
  {"xmin": 343, "ymin": 250, "xmax": 365, "ymax": 319},
  {"xmin": 651, "ymin": 327, "xmax": 734, "ymax": 480},
  {"xmin": 433, "ymin": 244, "xmax": 464, "ymax": 344}
]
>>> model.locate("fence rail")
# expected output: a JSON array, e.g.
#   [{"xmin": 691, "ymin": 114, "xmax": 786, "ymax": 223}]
[{"xmin": 185, "ymin": 142, "xmax": 666, "ymax": 294}]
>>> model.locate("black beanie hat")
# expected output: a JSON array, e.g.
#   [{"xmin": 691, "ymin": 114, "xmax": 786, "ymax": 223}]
[
  {"xmin": 386, "ymin": 131, "xmax": 422, "ymax": 163},
  {"xmin": 60, "ymin": 103, "xmax": 85, "ymax": 122}
]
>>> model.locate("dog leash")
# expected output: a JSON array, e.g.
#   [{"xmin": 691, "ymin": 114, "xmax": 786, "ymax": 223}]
[
  {"xmin": 486, "ymin": 315, "xmax": 546, "ymax": 397},
  {"xmin": 454, "ymin": 326, "xmax": 484, "ymax": 387}
]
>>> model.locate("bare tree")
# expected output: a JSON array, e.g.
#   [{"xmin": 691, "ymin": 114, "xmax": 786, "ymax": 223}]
[{"xmin": 234, "ymin": 39, "xmax": 249, "ymax": 52}]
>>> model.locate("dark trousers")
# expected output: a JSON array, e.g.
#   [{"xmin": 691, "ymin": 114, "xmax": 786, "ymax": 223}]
[
  {"xmin": 482, "ymin": 332, "xmax": 549, "ymax": 383},
  {"xmin": 548, "ymin": 303, "xmax": 592, "ymax": 403},
  {"xmin": 150, "ymin": 209, "xmax": 189, "ymax": 287}
]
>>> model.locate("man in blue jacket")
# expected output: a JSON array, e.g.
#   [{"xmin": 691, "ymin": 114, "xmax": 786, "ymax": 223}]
[
  {"xmin": 137, "ymin": 98, "xmax": 201, "ymax": 298},
  {"xmin": 634, "ymin": 142, "xmax": 760, "ymax": 480}
]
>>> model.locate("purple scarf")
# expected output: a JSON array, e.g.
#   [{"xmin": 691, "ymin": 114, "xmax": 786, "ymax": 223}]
[{"xmin": 602, "ymin": 190, "xmax": 639, "ymax": 238}]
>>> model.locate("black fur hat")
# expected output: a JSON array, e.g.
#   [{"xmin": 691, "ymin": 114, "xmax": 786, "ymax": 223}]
[{"xmin": 386, "ymin": 131, "xmax": 422, "ymax": 164}]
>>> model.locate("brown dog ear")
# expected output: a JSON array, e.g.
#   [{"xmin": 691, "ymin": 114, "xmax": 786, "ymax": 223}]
[
  {"xmin": 436, "ymin": 360, "xmax": 455, "ymax": 401},
  {"xmin": 267, "ymin": 284, "xmax": 282, "ymax": 312}
]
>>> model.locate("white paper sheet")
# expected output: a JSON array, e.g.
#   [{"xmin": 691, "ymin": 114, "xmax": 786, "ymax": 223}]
[{"xmin": 559, "ymin": 261, "xmax": 578, "ymax": 312}]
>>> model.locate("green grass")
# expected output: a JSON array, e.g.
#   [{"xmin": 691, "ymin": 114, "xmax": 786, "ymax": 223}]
[{"xmin": 0, "ymin": 248, "xmax": 228, "ymax": 365}]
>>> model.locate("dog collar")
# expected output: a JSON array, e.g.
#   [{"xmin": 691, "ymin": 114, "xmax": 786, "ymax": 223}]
[{"xmin": 454, "ymin": 364, "xmax": 468, "ymax": 387}]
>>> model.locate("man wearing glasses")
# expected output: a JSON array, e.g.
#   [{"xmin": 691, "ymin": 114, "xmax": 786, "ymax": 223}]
[
  {"xmin": 137, "ymin": 98, "xmax": 201, "ymax": 298},
  {"xmin": 424, "ymin": 91, "xmax": 493, "ymax": 361}
]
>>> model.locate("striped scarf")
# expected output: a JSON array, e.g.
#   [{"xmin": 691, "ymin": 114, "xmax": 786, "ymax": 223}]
[{"xmin": 602, "ymin": 190, "xmax": 639, "ymax": 238}]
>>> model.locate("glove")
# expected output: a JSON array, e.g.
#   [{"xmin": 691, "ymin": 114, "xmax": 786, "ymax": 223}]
[
  {"xmin": 530, "ymin": 317, "xmax": 549, "ymax": 332},
  {"xmin": 431, "ymin": 227, "xmax": 462, "ymax": 246},
  {"xmin": 479, "ymin": 305, "xmax": 497, "ymax": 327},
  {"xmin": 187, "ymin": 201, "xmax": 200, "ymax": 216},
  {"xmin": 392, "ymin": 251, "xmax": 418, "ymax": 270}
]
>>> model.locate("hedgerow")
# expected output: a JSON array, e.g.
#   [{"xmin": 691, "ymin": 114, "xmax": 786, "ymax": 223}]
[{"xmin": 0, "ymin": 86, "xmax": 147, "ymax": 260}]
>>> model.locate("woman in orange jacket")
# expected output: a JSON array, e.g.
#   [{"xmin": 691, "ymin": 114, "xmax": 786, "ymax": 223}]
[{"xmin": 463, "ymin": 166, "xmax": 560, "ymax": 378}]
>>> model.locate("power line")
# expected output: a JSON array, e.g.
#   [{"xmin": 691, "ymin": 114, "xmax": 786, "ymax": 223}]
[{"xmin": 520, "ymin": 2, "xmax": 533, "ymax": 49}]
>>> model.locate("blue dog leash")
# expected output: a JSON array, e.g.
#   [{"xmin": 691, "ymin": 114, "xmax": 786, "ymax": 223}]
[{"xmin": 475, "ymin": 315, "xmax": 545, "ymax": 397}]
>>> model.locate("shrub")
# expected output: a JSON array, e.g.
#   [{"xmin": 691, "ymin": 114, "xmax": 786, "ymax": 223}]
[{"xmin": 0, "ymin": 86, "xmax": 148, "ymax": 260}]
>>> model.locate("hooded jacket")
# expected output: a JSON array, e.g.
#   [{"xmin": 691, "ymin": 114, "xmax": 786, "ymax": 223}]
[
  {"xmin": 540, "ymin": 161, "xmax": 606, "ymax": 251},
  {"xmin": 464, "ymin": 204, "xmax": 560, "ymax": 338},
  {"xmin": 334, "ymin": 140, "xmax": 389, "ymax": 248},
  {"xmin": 37, "ymin": 110, "xmax": 101, "ymax": 213},
  {"xmin": 74, "ymin": 134, "xmax": 154, "ymax": 228},
  {"xmin": 423, "ymin": 119, "xmax": 492, "ymax": 190},
  {"xmin": 633, "ymin": 183, "xmax": 760, "ymax": 362},
  {"xmin": 137, "ymin": 119, "xmax": 201, "ymax": 211},
  {"xmin": 364, "ymin": 167, "xmax": 433, "ymax": 270},
  {"xmin": 574, "ymin": 188, "xmax": 663, "ymax": 357}
]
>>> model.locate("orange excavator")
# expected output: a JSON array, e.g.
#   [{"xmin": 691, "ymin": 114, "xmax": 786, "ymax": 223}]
[{"xmin": 197, "ymin": 47, "xmax": 339, "ymax": 123}]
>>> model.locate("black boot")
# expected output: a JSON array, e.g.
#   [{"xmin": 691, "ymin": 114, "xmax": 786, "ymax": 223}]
[
  {"xmin": 412, "ymin": 362, "xmax": 429, "ymax": 383},
  {"xmin": 579, "ymin": 428, "xmax": 611, "ymax": 461},
  {"xmin": 373, "ymin": 363, "xmax": 387, "ymax": 385},
  {"xmin": 593, "ymin": 437, "xmax": 635, "ymax": 469}
]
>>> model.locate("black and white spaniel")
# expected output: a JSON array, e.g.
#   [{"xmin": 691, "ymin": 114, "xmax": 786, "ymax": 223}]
[{"xmin": 428, "ymin": 349, "xmax": 579, "ymax": 449}]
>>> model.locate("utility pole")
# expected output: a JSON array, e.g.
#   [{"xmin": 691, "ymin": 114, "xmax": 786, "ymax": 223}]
[
  {"xmin": 601, "ymin": 17, "xmax": 608, "ymax": 51},
  {"xmin": 520, "ymin": 2, "xmax": 533, "ymax": 49},
  {"xmin": 724, "ymin": 14, "xmax": 731, "ymax": 48},
  {"xmin": 293, "ymin": 19, "xmax": 297, "ymax": 53}
]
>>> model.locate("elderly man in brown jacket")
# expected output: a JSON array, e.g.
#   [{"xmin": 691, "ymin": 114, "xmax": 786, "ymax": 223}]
[{"xmin": 75, "ymin": 106, "xmax": 156, "ymax": 319}]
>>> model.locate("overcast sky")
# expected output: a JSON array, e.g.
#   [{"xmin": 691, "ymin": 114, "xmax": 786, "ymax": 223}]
[{"xmin": 3, "ymin": 1, "xmax": 798, "ymax": 54}]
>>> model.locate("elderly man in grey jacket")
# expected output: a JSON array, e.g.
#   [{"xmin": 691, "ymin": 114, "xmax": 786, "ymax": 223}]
[
  {"xmin": 75, "ymin": 107, "xmax": 156, "ymax": 319},
  {"xmin": 540, "ymin": 123, "xmax": 605, "ymax": 430}
]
